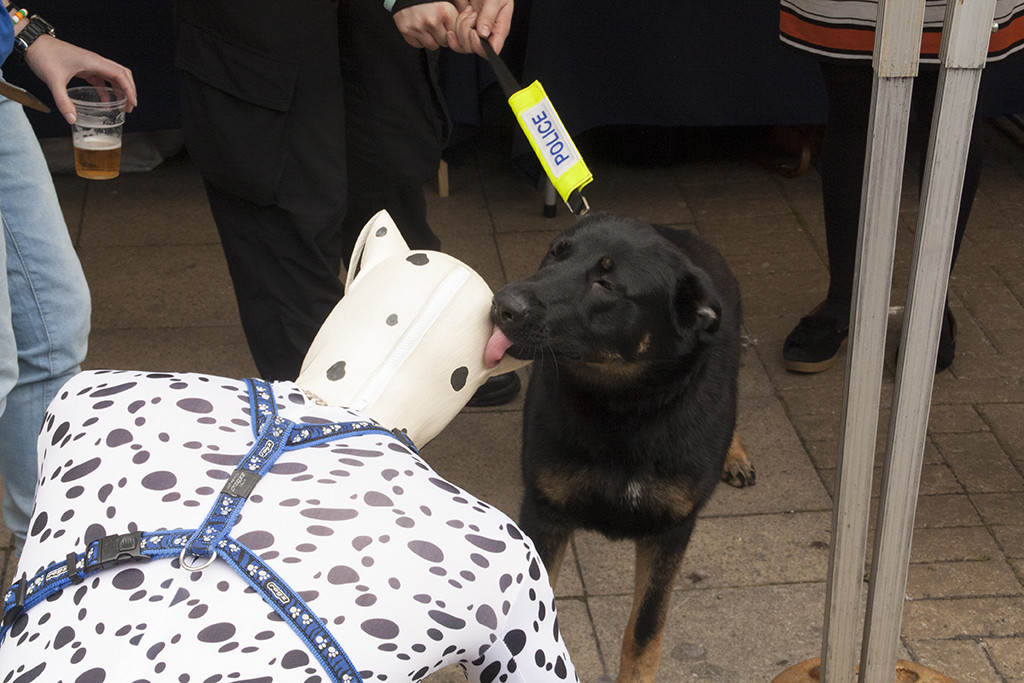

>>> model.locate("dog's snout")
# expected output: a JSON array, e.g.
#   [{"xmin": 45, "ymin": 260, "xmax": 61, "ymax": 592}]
[{"xmin": 492, "ymin": 288, "xmax": 531, "ymax": 327}]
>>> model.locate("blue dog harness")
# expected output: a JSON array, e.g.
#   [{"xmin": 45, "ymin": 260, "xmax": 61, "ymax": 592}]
[{"xmin": 1, "ymin": 378, "xmax": 409, "ymax": 683}]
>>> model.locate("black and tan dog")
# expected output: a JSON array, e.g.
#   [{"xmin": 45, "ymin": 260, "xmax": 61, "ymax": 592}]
[{"xmin": 490, "ymin": 212, "xmax": 755, "ymax": 683}]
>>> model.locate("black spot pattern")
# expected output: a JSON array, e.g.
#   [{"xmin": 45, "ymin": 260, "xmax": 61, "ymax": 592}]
[
  {"xmin": 450, "ymin": 367, "xmax": 469, "ymax": 392},
  {"xmin": 325, "ymin": 361, "xmax": 346, "ymax": 381},
  {"xmin": 3, "ymin": 371, "xmax": 577, "ymax": 683}
]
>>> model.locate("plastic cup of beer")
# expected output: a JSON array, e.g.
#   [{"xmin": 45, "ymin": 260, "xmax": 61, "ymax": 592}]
[{"xmin": 67, "ymin": 86, "xmax": 127, "ymax": 180}]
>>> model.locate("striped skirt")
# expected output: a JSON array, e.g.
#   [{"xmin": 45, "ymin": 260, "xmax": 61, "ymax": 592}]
[{"xmin": 780, "ymin": 0, "xmax": 1024, "ymax": 62}]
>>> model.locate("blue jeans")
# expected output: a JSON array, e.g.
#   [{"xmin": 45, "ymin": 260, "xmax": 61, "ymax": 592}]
[{"xmin": 0, "ymin": 92, "xmax": 91, "ymax": 554}]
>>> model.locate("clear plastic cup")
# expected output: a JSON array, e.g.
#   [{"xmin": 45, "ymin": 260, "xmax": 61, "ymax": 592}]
[{"xmin": 67, "ymin": 86, "xmax": 128, "ymax": 180}]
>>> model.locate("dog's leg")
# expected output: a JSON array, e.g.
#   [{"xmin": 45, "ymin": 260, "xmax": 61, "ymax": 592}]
[
  {"xmin": 721, "ymin": 430, "xmax": 756, "ymax": 488},
  {"xmin": 616, "ymin": 522, "xmax": 694, "ymax": 683},
  {"xmin": 519, "ymin": 495, "xmax": 572, "ymax": 587},
  {"xmin": 536, "ymin": 532, "xmax": 571, "ymax": 587}
]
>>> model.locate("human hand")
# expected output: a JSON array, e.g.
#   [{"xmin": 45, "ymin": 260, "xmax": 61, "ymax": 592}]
[
  {"xmin": 23, "ymin": 35, "xmax": 137, "ymax": 123},
  {"xmin": 449, "ymin": 0, "xmax": 513, "ymax": 56},
  {"xmin": 393, "ymin": 2, "xmax": 460, "ymax": 51}
]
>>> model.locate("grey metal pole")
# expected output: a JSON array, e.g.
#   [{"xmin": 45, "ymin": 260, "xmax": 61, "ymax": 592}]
[
  {"xmin": 819, "ymin": 2, "xmax": 923, "ymax": 681},
  {"xmin": 859, "ymin": 1, "xmax": 996, "ymax": 680}
]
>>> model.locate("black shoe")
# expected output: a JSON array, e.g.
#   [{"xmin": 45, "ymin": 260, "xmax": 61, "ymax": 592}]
[
  {"xmin": 467, "ymin": 371, "xmax": 521, "ymax": 407},
  {"xmin": 783, "ymin": 303, "xmax": 850, "ymax": 373},
  {"xmin": 935, "ymin": 307, "xmax": 957, "ymax": 372},
  {"xmin": 894, "ymin": 305, "xmax": 958, "ymax": 373}
]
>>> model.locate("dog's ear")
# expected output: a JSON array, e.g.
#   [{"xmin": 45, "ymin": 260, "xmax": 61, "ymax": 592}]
[
  {"xmin": 345, "ymin": 210, "xmax": 411, "ymax": 290},
  {"xmin": 696, "ymin": 301, "xmax": 722, "ymax": 337},
  {"xmin": 673, "ymin": 269, "xmax": 722, "ymax": 342}
]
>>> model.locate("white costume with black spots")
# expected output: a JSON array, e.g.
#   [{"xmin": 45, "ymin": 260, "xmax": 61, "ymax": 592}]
[
  {"xmin": 1, "ymin": 370, "xmax": 576, "ymax": 683},
  {"xmin": 2, "ymin": 211, "xmax": 563, "ymax": 681}
]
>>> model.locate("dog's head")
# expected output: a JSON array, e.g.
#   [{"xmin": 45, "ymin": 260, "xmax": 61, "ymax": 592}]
[
  {"xmin": 490, "ymin": 212, "xmax": 722, "ymax": 386},
  {"xmin": 297, "ymin": 210, "xmax": 528, "ymax": 445}
]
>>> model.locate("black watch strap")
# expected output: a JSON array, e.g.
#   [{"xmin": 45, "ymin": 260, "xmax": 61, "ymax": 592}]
[{"xmin": 12, "ymin": 15, "xmax": 55, "ymax": 58}]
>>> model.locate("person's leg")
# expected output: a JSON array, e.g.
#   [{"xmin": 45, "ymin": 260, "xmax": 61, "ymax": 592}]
[
  {"xmin": 338, "ymin": 0, "xmax": 446, "ymax": 264},
  {"xmin": 204, "ymin": 182, "xmax": 347, "ymax": 381},
  {"xmin": 818, "ymin": 61, "xmax": 876, "ymax": 311},
  {"xmin": 0, "ymin": 96, "xmax": 91, "ymax": 553},
  {"xmin": 0, "ymin": 169, "xmax": 18, "ymax": 552},
  {"xmin": 176, "ymin": 11, "xmax": 349, "ymax": 382},
  {"xmin": 784, "ymin": 61, "xmax": 872, "ymax": 372},
  {"xmin": 785, "ymin": 63, "xmax": 984, "ymax": 374}
]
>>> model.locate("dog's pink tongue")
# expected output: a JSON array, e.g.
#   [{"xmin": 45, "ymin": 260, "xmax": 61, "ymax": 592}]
[{"xmin": 484, "ymin": 326, "xmax": 513, "ymax": 368}]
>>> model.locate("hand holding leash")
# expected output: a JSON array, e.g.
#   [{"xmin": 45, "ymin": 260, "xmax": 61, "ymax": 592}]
[{"xmin": 449, "ymin": 0, "xmax": 513, "ymax": 56}]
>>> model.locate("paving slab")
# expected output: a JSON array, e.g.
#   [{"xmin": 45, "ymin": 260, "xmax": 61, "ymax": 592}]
[
  {"xmin": 985, "ymin": 637, "xmax": 1024, "ymax": 682},
  {"xmin": 902, "ymin": 596, "xmax": 1024, "ymax": 640},
  {"xmin": 906, "ymin": 639, "xmax": 1005, "ymax": 683},
  {"xmin": 80, "ymin": 244, "xmax": 239, "ymax": 330}
]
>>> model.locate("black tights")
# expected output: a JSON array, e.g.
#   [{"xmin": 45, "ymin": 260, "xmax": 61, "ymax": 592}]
[{"xmin": 818, "ymin": 61, "xmax": 984, "ymax": 312}]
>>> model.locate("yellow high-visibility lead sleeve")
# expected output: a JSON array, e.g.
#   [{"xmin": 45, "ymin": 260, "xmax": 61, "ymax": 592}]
[{"xmin": 508, "ymin": 81, "xmax": 592, "ymax": 206}]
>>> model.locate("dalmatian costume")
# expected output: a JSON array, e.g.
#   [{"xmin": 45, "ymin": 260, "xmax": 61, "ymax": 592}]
[{"xmin": 1, "ymin": 213, "xmax": 571, "ymax": 683}]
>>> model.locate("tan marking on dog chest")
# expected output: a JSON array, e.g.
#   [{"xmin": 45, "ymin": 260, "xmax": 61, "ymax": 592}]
[
  {"xmin": 538, "ymin": 469, "xmax": 698, "ymax": 518},
  {"xmin": 537, "ymin": 469, "xmax": 592, "ymax": 505},
  {"xmin": 646, "ymin": 480, "xmax": 699, "ymax": 518},
  {"xmin": 574, "ymin": 358, "xmax": 649, "ymax": 386}
]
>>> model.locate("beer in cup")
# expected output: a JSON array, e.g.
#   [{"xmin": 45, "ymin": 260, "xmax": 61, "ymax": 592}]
[{"xmin": 67, "ymin": 86, "xmax": 127, "ymax": 180}]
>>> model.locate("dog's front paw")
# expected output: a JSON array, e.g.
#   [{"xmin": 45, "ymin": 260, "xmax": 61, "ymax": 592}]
[
  {"xmin": 722, "ymin": 461, "xmax": 756, "ymax": 488},
  {"xmin": 721, "ymin": 432, "xmax": 755, "ymax": 488}
]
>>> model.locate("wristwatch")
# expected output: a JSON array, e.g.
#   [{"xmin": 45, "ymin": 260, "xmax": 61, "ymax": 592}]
[{"xmin": 12, "ymin": 15, "xmax": 55, "ymax": 59}]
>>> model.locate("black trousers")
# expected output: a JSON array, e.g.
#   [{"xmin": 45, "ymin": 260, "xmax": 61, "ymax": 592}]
[
  {"xmin": 177, "ymin": 0, "xmax": 447, "ymax": 381},
  {"xmin": 818, "ymin": 61, "xmax": 983, "ymax": 312}
]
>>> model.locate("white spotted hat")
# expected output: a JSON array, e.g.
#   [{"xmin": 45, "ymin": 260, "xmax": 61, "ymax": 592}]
[{"xmin": 297, "ymin": 210, "xmax": 527, "ymax": 446}]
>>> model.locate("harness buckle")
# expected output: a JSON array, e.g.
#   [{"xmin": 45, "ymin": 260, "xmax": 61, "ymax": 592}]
[
  {"xmin": 3, "ymin": 575, "xmax": 27, "ymax": 628},
  {"xmin": 66, "ymin": 552, "xmax": 84, "ymax": 584},
  {"xmin": 97, "ymin": 531, "xmax": 150, "ymax": 570},
  {"xmin": 390, "ymin": 427, "xmax": 418, "ymax": 452}
]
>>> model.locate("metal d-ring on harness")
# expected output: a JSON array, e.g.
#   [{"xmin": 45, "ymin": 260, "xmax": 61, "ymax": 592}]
[{"xmin": 1, "ymin": 378, "xmax": 408, "ymax": 683}]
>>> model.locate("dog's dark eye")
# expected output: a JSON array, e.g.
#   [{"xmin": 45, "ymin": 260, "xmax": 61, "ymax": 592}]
[{"xmin": 599, "ymin": 257, "xmax": 614, "ymax": 272}]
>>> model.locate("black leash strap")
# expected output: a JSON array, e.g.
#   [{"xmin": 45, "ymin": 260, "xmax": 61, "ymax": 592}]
[{"xmin": 480, "ymin": 37, "xmax": 520, "ymax": 99}]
